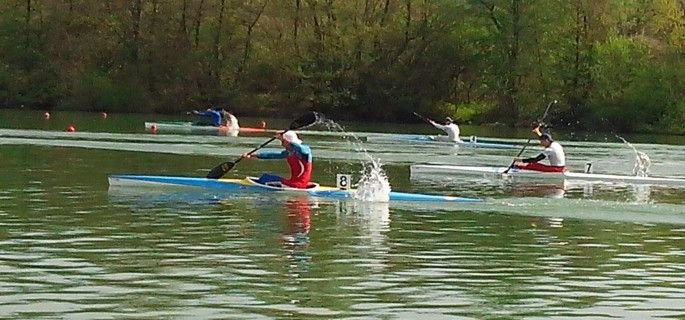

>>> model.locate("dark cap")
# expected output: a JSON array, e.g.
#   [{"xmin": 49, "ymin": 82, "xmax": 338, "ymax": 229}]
[
  {"xmin": 539, "ymin": 133, "xmax": 553, "ymax": 141},
  {"xmin": 445, "ymin": 117, "xmax": 454, "ymax": 123}
]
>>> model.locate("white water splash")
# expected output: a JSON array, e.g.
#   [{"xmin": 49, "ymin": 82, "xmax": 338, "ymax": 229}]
[
  {"xmin": 616, "ymin": 135, "xmax": 651, "ymax": 177},
  {"xmin": 322, "ymin": 120, "xmax": 391, "ymax": 202},
  {"xmin": 352, "ymin": 158, "xmax": 391, "ymax": 202}
]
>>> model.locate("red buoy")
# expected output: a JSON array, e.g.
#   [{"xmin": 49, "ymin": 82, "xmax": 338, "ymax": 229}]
[
  {"xmin": 66, "ymin": 125, "xmax": 76, "ymax": 132},
  {"xmin": 43, "ymin": 112, "xmax": 50, "ymax": 120}
]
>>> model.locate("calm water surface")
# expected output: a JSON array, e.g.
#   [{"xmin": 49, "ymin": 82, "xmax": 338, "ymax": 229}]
[{"xmin": 1, "ymin": 110, "xmax": 684, "ymax": 319}]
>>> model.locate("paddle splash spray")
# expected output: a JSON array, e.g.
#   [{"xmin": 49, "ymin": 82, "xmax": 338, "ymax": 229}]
[
  {"xmin": 322, "ymin": 120, "xmax": 391, "ymax": 202},
  {"xmin": 616, "ymin": 135, "xmax": 651, "ymax": 177}
]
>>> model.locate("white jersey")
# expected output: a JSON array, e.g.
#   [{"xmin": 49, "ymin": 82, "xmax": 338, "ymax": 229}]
[
  {"xmin": 226, "ymin": 113, "xmax": 240, "ymax": 137},
  {"xmin": 542, "ymin": 141, "xmax": 565, "ymax": 166},
  {"xmin": 432, "ymin": 123, "xmax": 461, "ymax": 142}
]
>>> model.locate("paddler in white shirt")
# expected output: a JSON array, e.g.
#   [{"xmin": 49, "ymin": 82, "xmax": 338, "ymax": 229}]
[
  {"xmin": 428, "ymin": 117, "xmax": 461, "ymax": 142},
  {"xmin": 513, "ymin": 127, "xmax": 566, "ymax": 172}
]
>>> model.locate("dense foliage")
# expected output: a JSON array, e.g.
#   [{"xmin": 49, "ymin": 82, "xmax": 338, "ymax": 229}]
[{"xmin": 1, "ymin": 0, "xmax": 684, "ymax": 133}]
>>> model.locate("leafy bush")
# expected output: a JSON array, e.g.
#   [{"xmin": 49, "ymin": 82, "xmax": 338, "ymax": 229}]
[{"xmin": 65, "ymin": 71, "xmax": 147, "ymax": 112}]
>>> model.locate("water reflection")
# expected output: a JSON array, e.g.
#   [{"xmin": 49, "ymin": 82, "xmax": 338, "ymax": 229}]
[
  {"xmin": 282, "ymin": 198, "xmax": 313, "ymax": 275},
  {"xmin": 332, "ymin": 201, "xmax": 391, "ymax": 273},
  {"xmin": 508, "ymin": 183, "xmax": 567, "ymax": 199},
  {"xmin": 631, "ymin": 184, "xmax": 652, "ymax": 204}
]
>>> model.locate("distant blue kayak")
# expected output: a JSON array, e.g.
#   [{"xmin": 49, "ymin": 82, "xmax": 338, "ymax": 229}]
[
  {"xmin": 108, "ymin": 175, "xmax": 483, "ymax": 203},
  {"xmin": 367, "ymin": 134, "xmax": 518, "ymax": 149}
]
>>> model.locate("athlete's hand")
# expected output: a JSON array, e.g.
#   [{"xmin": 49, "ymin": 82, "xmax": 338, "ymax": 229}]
[{"xmin": 532, "ymin": 126, "xmax": 542, "ymax": 136}]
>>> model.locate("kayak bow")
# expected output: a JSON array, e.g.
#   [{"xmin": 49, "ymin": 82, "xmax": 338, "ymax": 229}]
[
  {"xmin": 144, "ymin": 121, "xmax": 263, "ymax": 134},
  {"xmin": 108, "ymin": 175, "xmax": 482, "ymax": 203},
  {"xmin": 144, "ymin": 121, "xmax": 365, "ymax": 139}
]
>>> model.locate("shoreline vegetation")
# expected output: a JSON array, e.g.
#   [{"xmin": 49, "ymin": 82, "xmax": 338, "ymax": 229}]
[{"xmin": 1, "ymin": 1, "xmax": 683, "ymax": 135}]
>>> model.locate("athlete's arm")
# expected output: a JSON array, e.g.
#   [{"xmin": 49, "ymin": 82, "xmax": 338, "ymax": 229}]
[
  {"xmin": 522, "ymin": 153, "xmax": 546, "ymax": 163},
  {"xmin": 255, "ymin": 150, "xmax": 288, "ymax": 159}
]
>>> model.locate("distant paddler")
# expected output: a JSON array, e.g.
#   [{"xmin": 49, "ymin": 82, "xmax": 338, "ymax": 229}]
[
  {"xmin": 428, "ymin": 117, "xmax": 461, "ymax": 142},
  {"xmin": 513, "ymin": 126, "xmax": 566, "ymax": 172},
  {"xmin": 413, "ymin": 112, "xmax": 461, "ymax": 142},
  {"xmin": 190, "ymin": 108, "xmax": 223, "ymax": 127}
]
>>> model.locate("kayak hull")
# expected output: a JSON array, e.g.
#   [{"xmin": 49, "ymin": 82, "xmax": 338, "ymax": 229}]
[
  {"xmin": 144, "ymin": 121, "xmax": 364, "ymax": 139},
  {"xmin": 144, "ymin": 121, "xmax": 262, "ymax": 133},
  {"xmin": 411, "ymin": 164, "xmax": 685, "ymax": 187},
  {"xmin": 108, "ymin": 175, "xmax": 482, "ymax": 203},
  {"xmin": 367, "ymin": 134, "xmax": 518, "ymax": 149}
]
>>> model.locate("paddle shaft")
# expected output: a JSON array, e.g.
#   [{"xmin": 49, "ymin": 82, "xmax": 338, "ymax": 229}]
[
  {"xmin": 414, "ymin": 112, "xmax": 448, "ymax": 136},
  {"xmin": 232, "ymin": 130, "xmax": 290, "ymax": 166},
  {"xmin": 412, "ymin": 112, "xmax": 434, "ymax": 125},
  {"xmin": 503, "ymin": 100, "xmax": 557, "ymax": 174}
]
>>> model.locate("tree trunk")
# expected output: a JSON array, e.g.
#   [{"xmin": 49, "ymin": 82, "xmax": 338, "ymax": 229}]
[
  {"xmin": 128, "ymin": 0, "xmax": 142, "ymax": 64},
  {"xmin": 148, "ymin": 0, "xmax": 159, "ymax": 93},
  {"xmin": 194, "ymin": 0, "xmax": 205, "ymax": 47},
  {"xmin": 504, "ymin": 0, "xmax": 521, "ymax": 125},
  {"xmin": 180, "ymin": 0, "xmax": 187, "ymax": 33},
  {"xmin": 294, "ymin": 0, "xmax": 301, "ymax": 54},
  {"xmin": 25, "ymin": 0, "xmax": 31, "ymax": 49},
  {"xmin": 238, "ymin": 0, "xmax": 269, "ymax": 74},
  {"xmin": 213, "ymin": 0, "xmax": 226, "ymax": 81}
]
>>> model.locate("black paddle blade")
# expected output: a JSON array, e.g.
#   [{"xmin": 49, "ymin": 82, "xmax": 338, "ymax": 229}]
[
  {"xmin": 206, "ymin": 161, "xmax": 235, "ymax": 179},
  {"xmin": 289, "ymin": 111, "xmax": 322, "ymax": 130}
]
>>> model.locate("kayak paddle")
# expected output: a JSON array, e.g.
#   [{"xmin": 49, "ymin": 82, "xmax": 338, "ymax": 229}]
[
  {"xmin": 206, "ymin": 112, "xmax": 322, "ymax": 179},
  {"xmin": 503, "ymin": 100, "xmax": 557, "ymax": 174},
  {"xmin": 412, "ymin": 112, "xmax": 433, "ymax": 124}
]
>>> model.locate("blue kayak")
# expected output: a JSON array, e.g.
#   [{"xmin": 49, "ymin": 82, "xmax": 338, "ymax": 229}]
[
  {"xmin": 367, "ymin": 134, "xmax": 518, "ymax": 149},
  {"xmin": 108, "ymin": 175, "xmax": 482, "ymax": 203}
]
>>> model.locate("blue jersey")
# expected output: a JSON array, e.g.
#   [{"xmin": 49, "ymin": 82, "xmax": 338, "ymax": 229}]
[
  {"xmin": 256, "ymin": 143, "xmax": 312, "ymax": 162},
  {"xmin": 196, "ymin": 110, "xmax": 222, "ymax": 126}
]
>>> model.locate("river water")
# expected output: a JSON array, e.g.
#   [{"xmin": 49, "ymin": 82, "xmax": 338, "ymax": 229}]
[{"xmin": 1, "ymin": 110, "xmax": 684, "ymax": 319}]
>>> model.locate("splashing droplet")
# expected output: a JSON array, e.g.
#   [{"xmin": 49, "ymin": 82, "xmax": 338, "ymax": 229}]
[
  {"xmin": 616, "ymin": 135, "xmax": 651, "ymax": 177},
  {"xmin": 321, "ymin": 120, "xmax": 391, "ymax": 202}
]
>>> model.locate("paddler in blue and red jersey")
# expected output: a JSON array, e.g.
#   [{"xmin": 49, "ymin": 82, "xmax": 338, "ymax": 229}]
[
  {"xmin": 241, "ymin": 131, "xmax": 313, "ymax": 188},
  {"xmin": 191, "ymin": 108, "xmax": 223, "ymax": 126}
]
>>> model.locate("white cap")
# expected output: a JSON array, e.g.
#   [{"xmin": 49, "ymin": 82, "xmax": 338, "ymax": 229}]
[{"xmin": 281, "ymin": 131, "xmax": 302, "ymax": 144}]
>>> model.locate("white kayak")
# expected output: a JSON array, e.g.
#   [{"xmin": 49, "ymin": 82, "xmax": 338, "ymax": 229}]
[
  {"xmin": 144, "ymin": 121, "xmax": 367, "ymax": 139},
  {"xmin": 144, "ymin": 121, "xmax": 263, "ymax": 134},
  {"xmin": 410, "ymin": 164, "xmax": 685, "ymax": 187}
]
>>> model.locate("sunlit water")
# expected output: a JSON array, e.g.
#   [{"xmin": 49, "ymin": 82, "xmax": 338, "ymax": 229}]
[{"xmin": 1, "ymin": 110, "xmax": 684, "ymax": 319}]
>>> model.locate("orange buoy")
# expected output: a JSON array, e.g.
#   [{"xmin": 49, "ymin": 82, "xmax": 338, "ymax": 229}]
[
  {"xmin": 260, "ymin": 120, "xmax": 267, "ymax": 129},
  {"xmin": 43, "ymin": 112, "xmax": 50, "ymax": 120},
  {"xmin": 66, "ymin": 125, "xmax": 76, "ymax": 132},
  {"xmin": 101, "ymin": 112, "xmax": 108, "ymax": 119}
]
